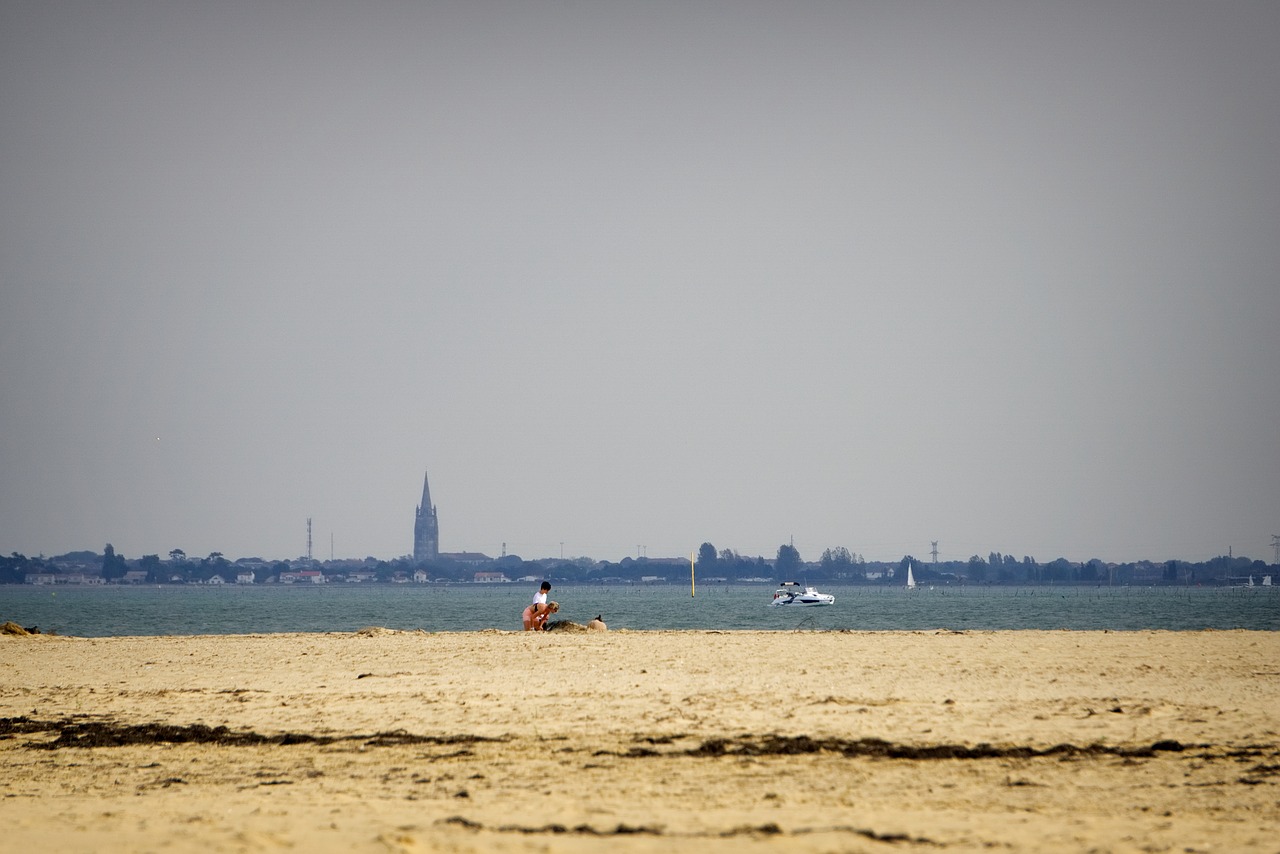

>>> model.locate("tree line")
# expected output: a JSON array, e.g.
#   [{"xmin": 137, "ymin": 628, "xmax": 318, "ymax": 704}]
[{"xmin": 2, "ymin": 542, "xmax": 1274, "ymax": 587}]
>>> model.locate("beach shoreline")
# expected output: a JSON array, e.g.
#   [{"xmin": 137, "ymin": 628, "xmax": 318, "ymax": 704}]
[{"xmin": 3, "ymin": 629, "xmax": 1277, "ymax": 851}]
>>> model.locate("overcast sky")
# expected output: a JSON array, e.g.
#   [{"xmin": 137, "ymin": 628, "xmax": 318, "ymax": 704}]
[{"xmin": 2, "ymin": 1, "xmax": 1277, "ymax": 565}]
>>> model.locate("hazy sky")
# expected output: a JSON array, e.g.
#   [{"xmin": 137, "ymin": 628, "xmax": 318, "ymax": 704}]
[{"xmin": 3, "ymin": 1, "xmax": 1278, "ymax": 565}]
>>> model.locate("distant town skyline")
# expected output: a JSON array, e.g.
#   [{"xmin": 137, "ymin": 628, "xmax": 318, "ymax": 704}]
[{"xmin": 10, "ymin": 531, "xmax": 1278, "ymax": 570}]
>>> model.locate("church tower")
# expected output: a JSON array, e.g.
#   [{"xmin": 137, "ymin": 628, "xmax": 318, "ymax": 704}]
[{"xmin": 413, "ymin": 471, "xmax": 439, "ymax": 563}]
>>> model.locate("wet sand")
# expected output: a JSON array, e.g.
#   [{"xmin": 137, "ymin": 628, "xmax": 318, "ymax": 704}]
[{"xmin": 2, "ymin": 628, "xmax": 1277, "ymax": 852}]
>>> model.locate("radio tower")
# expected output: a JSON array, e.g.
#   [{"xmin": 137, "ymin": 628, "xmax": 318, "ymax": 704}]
[
  {"xmin": 306, "ymin": 517, "xmax": 313, "ymax": 563},
  {"xmin": 930, "ymin": 541, "xmax": 939, "ymax": 563},
  {"xmin": 1271, "ymin": 534, "xmax": 1280, "ymax": 565}
]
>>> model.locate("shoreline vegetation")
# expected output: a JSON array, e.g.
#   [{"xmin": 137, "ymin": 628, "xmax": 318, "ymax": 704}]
[{"xmin": 2, "ymin": 629, "xmax": 1278, "ymax": 852}]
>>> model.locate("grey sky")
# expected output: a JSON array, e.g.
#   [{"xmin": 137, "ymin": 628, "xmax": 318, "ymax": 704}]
[{"xmin": 2, "ymin": 1, "xmax": 1277, "ymax": 564}]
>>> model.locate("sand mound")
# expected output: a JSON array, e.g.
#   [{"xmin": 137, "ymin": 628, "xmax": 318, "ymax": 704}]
[{"xmin": 1, "ymin": 621, "xmax": 34, "ymax": 636}]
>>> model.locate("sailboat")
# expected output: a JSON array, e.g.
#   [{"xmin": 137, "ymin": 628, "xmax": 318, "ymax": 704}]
[{"xmin": 906, "ymin": 561, "xmax": 917, "ymax": 590}]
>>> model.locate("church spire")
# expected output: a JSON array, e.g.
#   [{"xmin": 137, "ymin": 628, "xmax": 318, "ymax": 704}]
[
  {"xmin": 413, "ymin": 470, "xmax": 439, "ymax": 564},
  {"xmin": 420, "ymin": 471, "xmax": 432, "ymax": 515}
]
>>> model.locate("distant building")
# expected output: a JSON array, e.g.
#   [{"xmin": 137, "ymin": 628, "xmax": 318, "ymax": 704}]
[
  {"xmin": 413, "ymin": 471, "xmax": 439, "ymax": 564},
  {"xmin": 473, "ymin": 571, "xmax": 509, "ymax": 583},
  {"xmin": 443, "ymin": 552, "xmax": 492, "ymax": 565},
  {"xmin": 62, "ymin": 573, "xmax": 105, "ymax": 585},
  {"xmin": 280, "ymin": 570, "xmax": 325, "ymax": 584}
]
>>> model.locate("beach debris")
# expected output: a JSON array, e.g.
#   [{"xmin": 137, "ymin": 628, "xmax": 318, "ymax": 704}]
[
  {"xmin": 7, "ymin": 718, "xmax": 506, "ymax": 750},
  {"xmin": 439, "ymin": 816, "xmax": 664, "ymax": 836},
  {"xmin": 1, "ymin": 621, "xmax": 39, "ymax": 636},
  {"xmin": 668, "ymin": 734, "xmax": 1194, "ymax": 760},
  {"xmin": 587, "ymin": 615, "xmax": 607, "ymax": 632},
  {"xmin": 543, "ymin": 620, "xmax": 588, "ymax": 633}
]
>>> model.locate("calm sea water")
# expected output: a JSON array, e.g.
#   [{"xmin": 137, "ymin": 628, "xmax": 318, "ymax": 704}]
[{"xmin": 2, "ymin": 583, "xmax": 1277, "ymax": 636}]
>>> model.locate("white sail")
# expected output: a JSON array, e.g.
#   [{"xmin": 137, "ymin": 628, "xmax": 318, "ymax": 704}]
[{"xmin": 906, "ymin": 562, "xmax": 917, "ymax": 589}]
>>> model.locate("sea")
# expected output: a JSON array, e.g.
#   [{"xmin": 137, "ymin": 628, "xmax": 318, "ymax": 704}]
[{"xmin": 2, "ymin": 583, "xmax": 1278, "ymax": 636}]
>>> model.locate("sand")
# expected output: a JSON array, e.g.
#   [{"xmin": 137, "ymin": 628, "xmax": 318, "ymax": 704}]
[{"xmin": 1, "ymin": 628, "xmax": 1277, "ymax": 852}]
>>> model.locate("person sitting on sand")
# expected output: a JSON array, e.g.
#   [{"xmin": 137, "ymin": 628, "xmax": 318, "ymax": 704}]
[{"xmin": 522, "ymin": 600, "xmax": 559, "ymax": 631}]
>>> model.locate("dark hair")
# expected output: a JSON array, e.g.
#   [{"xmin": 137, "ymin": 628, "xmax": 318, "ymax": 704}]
[{"xmin": 540, "ymin": 581, "xmax": 552, "ymax": 591}]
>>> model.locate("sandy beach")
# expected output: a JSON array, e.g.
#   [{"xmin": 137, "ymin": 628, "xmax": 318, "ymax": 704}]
[{"xmin": 2, "ymin": 628, "xmax": 1277, "ymax": 852}]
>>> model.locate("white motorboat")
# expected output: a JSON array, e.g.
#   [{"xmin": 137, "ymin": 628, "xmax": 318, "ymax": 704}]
[{"xmin": 769, "ymin": 582, "xmax": 835, "ymax": 607}]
